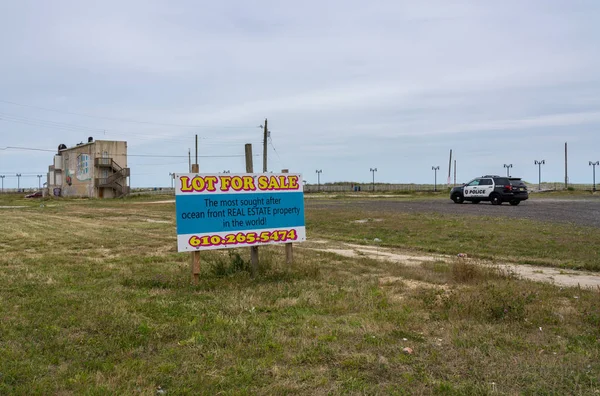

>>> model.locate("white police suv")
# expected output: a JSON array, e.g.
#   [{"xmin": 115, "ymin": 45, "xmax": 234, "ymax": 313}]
[{"xmin": 450, "ymin": 175, "xmax": 528, "ymax": 206}]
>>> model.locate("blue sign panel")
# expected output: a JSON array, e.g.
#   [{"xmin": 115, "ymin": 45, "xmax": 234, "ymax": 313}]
[{"xmin": 175, "ymin": 173, "xmax": 305, "ymax": 251}]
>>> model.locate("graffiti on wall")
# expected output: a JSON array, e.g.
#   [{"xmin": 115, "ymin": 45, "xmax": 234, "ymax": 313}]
[
  {"xmin": 64, "ymin": 154, "xmax": 73, "ymax": 186},
  {"xmin": 77, "ymin": 154, "xmax": 91, "ymax": 181}
]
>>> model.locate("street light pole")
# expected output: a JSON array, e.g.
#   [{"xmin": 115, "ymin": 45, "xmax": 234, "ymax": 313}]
[
  {"xmin": 37, "ymin": 175, "xmax": 43, "ymax": 189},
  {"xmin": 169, "ymin": 172, "xmax": 175, "ymax": 189},
  {"xmin": 370, "ymin": 168, "xmax": 377, "ymax": 192},
  {"xmin": 590, "ymin": 161, "xmax": 599, "ymax": 192},
  {"xmin": 503, "ymin": 164, "xmax": 513, "ymax": 177},
  {"xmin": 315, "ymin": 170, "xmax": 322, "ymax": 192},
  {"xmin": 16, "ymin": 173, "xmax": 21, "ymax": 191},
  {"xmin": 0, "ymin": 175, "xmax": 4, "ymax": 193},
  {"xmin": 534, "ymin": 160, "xmax": 545, "ymax": 190},
  {"xmin": 432, "ymin": 166, "xmax": 440, "ymax": 192}
]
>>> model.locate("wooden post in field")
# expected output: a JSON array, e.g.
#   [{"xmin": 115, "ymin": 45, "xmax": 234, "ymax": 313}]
[
  {"xmin": 245, "ymin": 144, "xmax": 259, "ymax": 276},
  {"xmin": 282, "ymin": 168, "xmax": 294, "ymax": 264},
  {"xmin": 565, "ymin": 142, "xmax": 568, "ymax": 190},
  {"xmin": 454, "ymin": 160, "xmax": 457, "ymax": 186},
  {"xmin": 190, "ymin": 163, "xmax": 200, "ymax": 284}
]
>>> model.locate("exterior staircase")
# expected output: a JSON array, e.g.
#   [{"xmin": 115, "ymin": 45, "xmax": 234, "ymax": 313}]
[{"xmin": 95, "ymin": 158, "xmax": 130, "ymax": 197}]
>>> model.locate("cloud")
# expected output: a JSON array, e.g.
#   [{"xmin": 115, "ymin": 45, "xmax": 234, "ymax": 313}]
[
  {"xmin": 0, "ymin": 0, "xmax": 599, "ymax": 185},
  {"xmin": 440, "ymin": 111, "xmax": 600, "ymax": 135}
]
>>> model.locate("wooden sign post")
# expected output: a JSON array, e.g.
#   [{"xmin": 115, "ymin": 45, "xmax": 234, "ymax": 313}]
[
  {"xmin": 282, "ymin": 169, "xmax": 293, "ymax": 264},
  {"xmin": 190, "ymin": 163, "xmax": 200, "ymax": 284},
  {"xmin": 245, "ymin": 144, "xmax": 259, "ymax": 276},
  {"xmin": 174, "ymin": 144, "xmax": 305, "ymax": 283}
]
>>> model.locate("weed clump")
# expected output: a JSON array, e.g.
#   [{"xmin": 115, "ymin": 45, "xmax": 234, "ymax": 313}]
[
  {"xmin": 451, "ymin": 260, "xmax": 481, "ymax": 283},
  {"xmin": 208, "ymin": 251, "xmax": 251, "ymax": 277},
  {"xmin": 450, "ymin": 260, "xmax": 507, "ymax": 284},
  {"xmin": 425, "ymin": 282, "xmax": 536, "ymax": 322}
]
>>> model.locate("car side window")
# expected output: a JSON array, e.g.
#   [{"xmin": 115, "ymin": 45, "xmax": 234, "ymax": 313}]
[
  {"xmin": 467, "ymin": 179, "xmax": 480, "ymax": 186},
  {"xmin": 479, "ymin": 179, "xmax": 492, "ymax": 186}
]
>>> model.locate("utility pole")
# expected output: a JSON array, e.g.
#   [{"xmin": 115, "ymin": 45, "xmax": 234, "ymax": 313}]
[
  {"xmin": 503, "ymin": 164, "xmax": 513, "ymax": 177},
  {"xmin": 195, "ymin": 135, "xmax": 198, "ymax": 168},
  {"xmin": 188, "ymin": 148, "xmax": 191, "ymax": 172},
  {"xmin": 590, "ymin": 161, "xmax": 599, "ymax": 192},
  {"xmin": 262, "ymin": 118, "xmax": 268, "ymax": 172},
  {"xmin": 453, "ymin": 160, "xmax": 457, "ymax": 186},
  {"xmin": 370, "ymin": 168, "xmax": 377, "ymax": 192},
  {"xmin": 16, "ymin": 173, "xmax": 21, "ymax": 191},
  {"xmin": 534, "ymin": 160, "xmax": 545, "ymax": 190},
  {"xmin": 37, "ymin": 175, "xmax": 43, "ymax": 189},
  {"xmin": 565, "ymin": 142, "xmax": 568, "ymax": 189},
  {"xmin": 0, "ymin": 175, "xmax": 4, "ymax": 193},
  {"xmin": 315, "ymin": 169, "xmax": 322, "ymax": 192},
  {"xmin": 447, "ymin": 149, "xmax": 452, "ymax": 186},
  {"xmin": 432, "ymin": 166, "xmax": 440, "ymax": 192}
]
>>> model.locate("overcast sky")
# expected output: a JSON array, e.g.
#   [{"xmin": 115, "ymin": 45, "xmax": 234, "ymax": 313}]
[{"xmin": 1, "ymin": 0, "xmax": 599, "ymax": 188}]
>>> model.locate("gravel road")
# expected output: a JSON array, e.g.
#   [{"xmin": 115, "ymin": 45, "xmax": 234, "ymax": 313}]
[{"xmin": 307, "ymin": 196, "xmax": 600, "ymax": 228}]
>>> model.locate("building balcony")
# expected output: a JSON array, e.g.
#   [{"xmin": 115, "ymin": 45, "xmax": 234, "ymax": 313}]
[{"xmin": 95, "ymin": 157, "xmax": 114, "ymax": 167}]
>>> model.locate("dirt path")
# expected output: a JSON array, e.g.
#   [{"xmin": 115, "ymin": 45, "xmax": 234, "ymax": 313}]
[
  {"xmin": 132, "ymin": 200, "xmax": 175, "ymax": 204},
  {"xmin": 302, "ymin": 240, "xmax": 600, "ymax": 289}
]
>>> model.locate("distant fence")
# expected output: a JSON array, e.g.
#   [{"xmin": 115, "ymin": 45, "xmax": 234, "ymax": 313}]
[
  {"xmin": 130, "ymin": 188, "xmax": 175, "ymax": 196},
  {"xmin": 304, "ymin": 184, "xmax": 442, "ymax": 193},
  {"xmin": 91, "ymin": 183, "xmax": 600, "ymax": 197},
  {"xmin": 0, "ymin": 188, "xmax": 40, "ymax": 194},
  {"xmin": 527, "ymin": 183, "xmax": 594, "ymax": 191},
  {"xmin": 303, "ymin": 183, "xmax": 597, "ymax": 193}
]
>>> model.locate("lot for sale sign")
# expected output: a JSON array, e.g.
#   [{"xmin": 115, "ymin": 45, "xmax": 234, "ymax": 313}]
[{"xmin": 175, "ymin": 173, "xmax": 305, "ymax": 252}]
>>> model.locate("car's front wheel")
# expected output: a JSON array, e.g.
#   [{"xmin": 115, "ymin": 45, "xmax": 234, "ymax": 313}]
[
  {"xmin": 490, "ymin": 193, "xmax": 502, "ymax": 205},
  {"xmin": 452, "ymin": 194, "xmax": 464, "ymax": 204}
]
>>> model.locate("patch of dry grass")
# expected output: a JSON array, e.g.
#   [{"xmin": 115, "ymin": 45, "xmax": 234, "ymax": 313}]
[
  {"xmin": 0, "ymin": 195, "xmax": 599, "ymax": 394},
  {"xmin": 306, "ymin": 205, "xmax": 600, "ymax": 271}
]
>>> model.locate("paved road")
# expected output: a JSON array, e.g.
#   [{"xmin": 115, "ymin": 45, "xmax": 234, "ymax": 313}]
[{"xmin": 308, "ymin": 196, "xmax": 600, "ymax": 228}]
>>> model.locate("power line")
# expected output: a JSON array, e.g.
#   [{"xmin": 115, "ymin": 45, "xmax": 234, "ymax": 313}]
[
  {"xmin": 0, "ymin": 114, "xmax": 234, "ymax": 144},
  {"xmin": 0, "ymin": 174, "xmax": 45, "ymax": 178},
  {"xmin": 1, "ymin": 146, "xmax": 55, "ymax": 152},
  {"xmin": 0, "ymin": 116, "xmax": 190, "ymax": 144},
  {"xmin": 269, "ymin": 137, "xmax": 282, "ymax": 163},
  {"xmin": 129, "ymin": 154, "xmax": 249, "ymax": 158},
  {"xmin": 0, "ymin": 112, "xmax": 101, "ymax": 132},
  {"xmin": 0, "ymin": 173, "xmax": 45, "ymax": 175},
  {"xmin": 128, "ymin": 160, "xmax": 190, "ymax": 167},
  {"xmin": 0, "ymin": 113, "xmax": 263, "ymax": 146},
  {"xmin": 0, "ymin": 99, "xmax": 254, "ymax": 129},
  {"xmin": 0, "ymin": 146, "xmax": 256, "ymax": 158}
]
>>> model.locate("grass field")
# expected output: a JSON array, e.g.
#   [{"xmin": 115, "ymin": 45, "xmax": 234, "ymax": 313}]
[
  {"xmin": 1, "ymin": 194, "xmax": 599, "ymax": 394},
  {"xmin": 307, "ymin": 201, "xmax": 600, "ymax": 271}
]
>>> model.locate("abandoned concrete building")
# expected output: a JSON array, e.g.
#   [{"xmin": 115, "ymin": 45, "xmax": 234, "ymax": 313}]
[{"xmin": 47, "ymin": 138, "xmax": 130, "ymax": 198}]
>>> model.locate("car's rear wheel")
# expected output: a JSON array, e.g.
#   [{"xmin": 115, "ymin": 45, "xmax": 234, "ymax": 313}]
[
  {"xmin": 509, "ymin": 200, "xmax": 520, "ymax": 206},
  {"xmin": 490, "ymin": 193, "xmax": 502, "ymax": 205},
  {"xmin": 452, "ymin": 194, "xmax": 464, "ymax": 204},
  {"xmin": 471, "ymin": 200, "xmax": 480, "ymax": 204}
]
